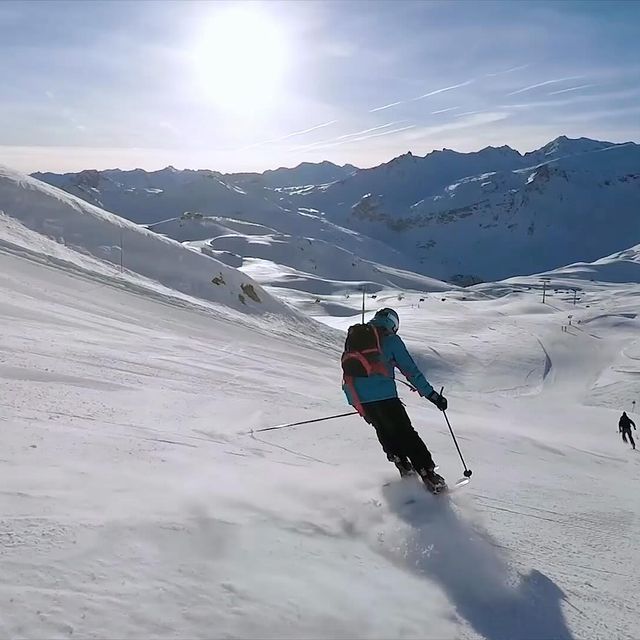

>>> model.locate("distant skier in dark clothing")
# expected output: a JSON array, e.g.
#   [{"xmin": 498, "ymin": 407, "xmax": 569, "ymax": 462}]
[
  {"xmin": 341, "ymin": 307, "xmax": 448, "ymax": 493},
  {"xmin": 619, "ymin": 412, "xmax": 636, "ymax": 449}
]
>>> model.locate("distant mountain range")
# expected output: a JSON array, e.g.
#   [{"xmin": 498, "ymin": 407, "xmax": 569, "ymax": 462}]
[{"xmin": 32, "ymin": 136, "xmax": 640, "ymax": 284}]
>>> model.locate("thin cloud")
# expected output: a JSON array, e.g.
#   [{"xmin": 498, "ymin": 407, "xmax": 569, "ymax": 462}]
[
  {"xmin": 284, "ymin": 120, "xmax": 339, "ymax": 139},
  {"xmin": 369, "ymin": 101, "xmax": 406, "ymax": 113},
  {"xmin": 552, "ymin": 104, "xmax": 640, "ymax": 123},
  {"xmin": 247, "ymin": 76, "xmax": 476, "ymax": 152},
  {"xmin": 455, "ymin": 110, "xmax": 482, "ymax": 118},
  {"xmin": 498, "ymin": 99, "xmax": 590, "ymax": 109},
  {"xmin": 368, "ymin": 80, "xmax": 473, "ymax": 114},
  {"xmin": 548, "ymin": 83, "xmax": 596, "ymax": 96},
  {"xmin": 405, "ymin": 111, "xmax": 510, "ymax": 140},
  {"xmin": 294, "ymin": 121, "xmax": 404, "ymax": 152},
  {"xmin": 347, "ymin": 124, "xmax": 416, "ymax": 144},
  {"xmin": 431, "ymin": 106, "xmax": 460, "ymax": 115},
  {"xmin": 333, "ymin": 121, "xmax": 405, "ymax": 141},
  {"xmin": 484, "ymin": 64, "xmax": 531, "ymax": 77},
  {"xmin": 412, "ymin": 80, "xmax": 474, "ymax": 101},
  {"xmin": 500, "ymin": 86, "xmax": 640, "ymax": 110},
  {"xmin": 239, "ymin": 120, "xmax": 339, "ymax": 151},
  {"xmin": 293, "ymin": 124, "xmax": 416, "ymax": 153},
  {"xmin": 507, "ymin": 76, "xmax": 584, "ymax": 96}
]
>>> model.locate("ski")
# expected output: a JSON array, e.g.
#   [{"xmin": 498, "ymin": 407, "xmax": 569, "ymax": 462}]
[
  {"xmin": 405, "ymin": 476, "xmax": 470, "ymax": 503},
  {"xmin": 446, "ymin": 476, "xmax": 471, "ymax": 492},
  {"xmin": 383, "ymin": 474, "xmax": 470, "ymax": 503}
]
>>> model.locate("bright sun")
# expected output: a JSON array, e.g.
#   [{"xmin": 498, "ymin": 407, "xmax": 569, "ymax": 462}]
[{"xmin": 193, "ymin": 8, "xmax": 288, "ymax": 112}]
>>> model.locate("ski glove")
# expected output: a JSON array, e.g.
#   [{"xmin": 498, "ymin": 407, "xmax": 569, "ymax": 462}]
[{"xmin": 428, "ymin": 390, "xmax": 448, "ymax": 411}]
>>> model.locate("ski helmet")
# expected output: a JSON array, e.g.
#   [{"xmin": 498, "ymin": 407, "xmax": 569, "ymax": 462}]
[{"xmin": 373, "ymin": 308, "xmax": 400, "ymax": 334}]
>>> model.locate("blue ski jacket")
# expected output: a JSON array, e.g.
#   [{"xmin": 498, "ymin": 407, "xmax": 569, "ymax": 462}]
[{"xmin": 342, "ymin": 318, "xmax": 434, "ymax": 407}]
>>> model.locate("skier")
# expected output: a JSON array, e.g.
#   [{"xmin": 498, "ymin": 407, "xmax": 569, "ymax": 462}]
[
  {"xmin": 619, "ymin": 411, "xmax": 636, "ymax": 449},
  {"xmin": 341, "ymin": 307, "xmax": 448, "ymax": 493}
]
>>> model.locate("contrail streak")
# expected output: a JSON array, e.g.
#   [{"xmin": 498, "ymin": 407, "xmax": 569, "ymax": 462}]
[
  {"xmin": 413, "ymin": 80, "xmax": 474, "ymax": 101},
  {"xmin": 431, "ymin": 106, "xmax": 460, "ymax": 115},
  {"xmin": 238, "ymin": 120, "xmax": 339, "ymax": 151},
  {"xmin": 369, "ymin": 80, "xmax": 473, "ymax": 113},
  {"xmin": 507, "ymin": 76, "xmax": 583, "ymax": 96},
  {"xmin": 294, "ymin": 124, "xmax": 416, "ymax": 152},
  {"xmin": 369, "ymin": 101, "xmax": 406, "ymax": 113},
  {"xmin": 294, "ymin": 122, "xmax": 403, "ymax": 152},
  {"xmin": 485, "ymin": 64, "xmax": 530, "ymax": 77},
  {"xmin": 548, "ymin": 83, "xmax": 596, "ymax": 96}
]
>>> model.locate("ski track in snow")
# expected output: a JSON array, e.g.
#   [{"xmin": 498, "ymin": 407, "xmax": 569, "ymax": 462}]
[{"xmin": 374, "ymin": 484, "xmax": 575, "ymax": 640}]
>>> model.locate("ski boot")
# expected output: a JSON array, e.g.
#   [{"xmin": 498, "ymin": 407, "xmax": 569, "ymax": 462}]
[
  {"xmin": 419, "ymin": 467, "xmax": 447, "ymax": 494},
  {"xmin": 388, "ymin": 454, "xmax": 415, "ymax": 478}
]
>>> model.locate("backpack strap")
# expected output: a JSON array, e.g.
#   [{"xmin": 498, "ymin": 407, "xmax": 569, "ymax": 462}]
[
  {"xmin": 343, "ymin": 375, "xmax": 365, "ymax": 417},
  {"xmin": 368, "ymin": 326, "xmax": 391, "ymax": 376}
]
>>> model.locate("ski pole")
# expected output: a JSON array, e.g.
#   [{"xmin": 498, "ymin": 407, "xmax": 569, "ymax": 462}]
[
  {"xmin": 246, "ymin": 411, "xmax": 358, "ymax": 435},
  {"xmin": 397, "ymin": 379, "xmax": 418, "ymax": 393},
  {"xmin": 440, "ymin": 387, "xmax": 472, "ymax": 478}
]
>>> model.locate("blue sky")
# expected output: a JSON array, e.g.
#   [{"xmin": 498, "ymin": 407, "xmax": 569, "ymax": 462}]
[{"xmin": 1, "ymin": 0, "xmax": 639, "ymax": 173}]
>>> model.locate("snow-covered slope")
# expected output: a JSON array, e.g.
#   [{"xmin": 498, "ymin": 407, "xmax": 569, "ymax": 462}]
[
  {"xmin": 31, "ymin": 165, "xmax": 429, "ymax": 294},
  {"xmin": 537, "ymin": 242, "xmax": 640, "ymax": 284},
  {"xmin": 2, "ymin": 227, "xmax": 639, "ymax": 638},
  {"xmin": 146, "ymin": 213, "xmax": 452, "ymax": 302},
  {"xmin": 147, "ymin": 211, "xmax": 413, "ymax": 269},
  {"xmin": 296, "ymin": 138, "xmax": 639, "ymax": 283},
  {"xmin": 34, "ymin": 137, "xmax": 640, "ymax": 285},
  {"xmin": 3, "ymin": 129, "xmax": 640, "ymax": 639},
  {"xmin": 150, "ymin": 215, "xmax": 449, "ymax": 292},
  {"xmin": 0, "ymin": 166, "xmax": 294, "ymax": 316}
]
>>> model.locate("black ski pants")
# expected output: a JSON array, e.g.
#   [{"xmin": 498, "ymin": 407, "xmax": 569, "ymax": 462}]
[
  {"xmin": 361, "ymin": 397, "xmax": 435, "ymax": 472},
  {"xmin": 621, "ymin": 427, "xmax": 635, "ymax": 449}
]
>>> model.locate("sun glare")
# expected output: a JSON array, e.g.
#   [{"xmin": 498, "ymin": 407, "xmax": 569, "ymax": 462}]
[{"xmin": 193, "ymin": 8, "xmax": 288, "ymax": 113}]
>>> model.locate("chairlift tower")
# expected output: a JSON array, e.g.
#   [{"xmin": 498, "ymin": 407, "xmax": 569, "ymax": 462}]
[{"xmin": 541, "ymin": 277, "xmax": 551, "ymax": 303}]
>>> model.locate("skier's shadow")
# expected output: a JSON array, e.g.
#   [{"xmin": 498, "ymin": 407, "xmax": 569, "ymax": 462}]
[{"xmin": 381, "ymin": 482, "xmax": 575, "ymax": 640}]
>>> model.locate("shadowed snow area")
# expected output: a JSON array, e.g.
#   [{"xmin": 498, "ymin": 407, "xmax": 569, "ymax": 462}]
[
  {"xmin": 379, "ymin": 482, "xmax": 573, "ymax": 640},
  {"xmin": 1, "ymin": 166, "xmax": 639, "ymax": 639}
]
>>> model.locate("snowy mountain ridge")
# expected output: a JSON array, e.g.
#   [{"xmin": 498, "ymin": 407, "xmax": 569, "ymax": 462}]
[
  {"xmin": 298, "ymin": 138, "xmax": 639, "ymax": 283},
  {"xmin": 230, "ymin": 160, "xmax": 358, "ymax": 189},
  {"xmin": 32, "ymin": 136, "xmax": 640, "ymax": 284}
]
